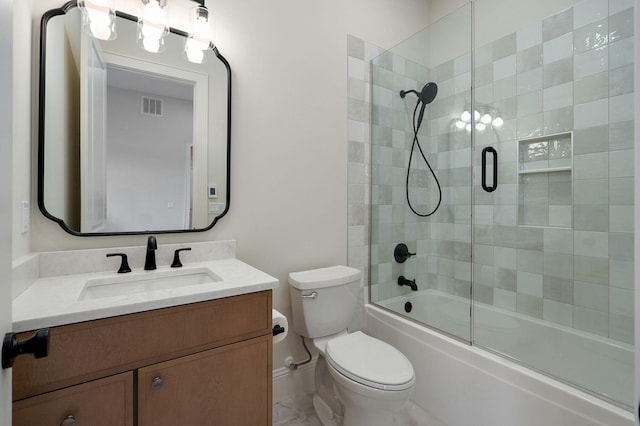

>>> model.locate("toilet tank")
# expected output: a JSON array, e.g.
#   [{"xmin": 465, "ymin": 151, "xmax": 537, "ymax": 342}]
[{"xmin": 288, "ymin": 266, "xmax": 362, "ymax": 339}]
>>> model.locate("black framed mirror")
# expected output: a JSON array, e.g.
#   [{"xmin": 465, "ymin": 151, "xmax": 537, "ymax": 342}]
[{"xmin": 38, "ymin": 2, "xmax": 231, "ymax": 236}]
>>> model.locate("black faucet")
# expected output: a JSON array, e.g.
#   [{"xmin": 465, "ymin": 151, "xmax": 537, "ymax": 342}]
[
  {"xmin": 397, "ymin": 276, "xmax": 418, "ymax": 291},
  {"xmin": 144, "ymin": 236, "xmax": 157, "ymax": 270}
]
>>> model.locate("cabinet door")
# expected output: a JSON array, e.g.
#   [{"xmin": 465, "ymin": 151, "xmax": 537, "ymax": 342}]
[
  {"xmin": 138, "ymin": 335, "xmax": 271, "ymax": 426},
  {"xmin": 13, "ymin": 372, "xmax": 133, "ymax": 426}
]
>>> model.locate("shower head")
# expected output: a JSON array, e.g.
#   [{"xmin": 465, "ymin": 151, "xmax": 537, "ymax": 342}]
[
  {"xmin": 400, "ymin": 82, "xmax": 438, "ymax": 130},
  {"xmin": 399, "ymin": 82, "xmax": 438, "ymax": 105},
  {"xmin": 418, "ymin": 82, "xmax": 438, "ymax": 105}
]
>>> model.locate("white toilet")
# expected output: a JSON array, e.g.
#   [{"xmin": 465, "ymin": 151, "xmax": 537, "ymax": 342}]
[{"xmin": 288, "ymin": 265, "xmax": 416, "ymax": 426}]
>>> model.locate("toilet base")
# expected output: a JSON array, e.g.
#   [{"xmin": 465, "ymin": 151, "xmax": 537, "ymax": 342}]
[
  {"xmin": 313, "ymin": 393, "xmax": 343, "ymax": 426},
  {"xmin": 334, "ymin": 383, "xmax": 411, "ymax": 426}
]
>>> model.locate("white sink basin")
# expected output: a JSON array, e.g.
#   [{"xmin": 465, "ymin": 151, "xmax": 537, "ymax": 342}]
[{"xmin": 79, "ymin": 267, "xmax": 221, "ymax": 300}]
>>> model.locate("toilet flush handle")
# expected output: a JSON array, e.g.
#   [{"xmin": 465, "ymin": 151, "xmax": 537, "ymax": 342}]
[{"xmin": 301, "ymin": 291, "xmax": 318, "ymax": 299}]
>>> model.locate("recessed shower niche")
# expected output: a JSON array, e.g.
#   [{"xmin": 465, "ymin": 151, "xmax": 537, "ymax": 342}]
[{"xmin": 517, "ymin": 132, "xmax": 573, "ymax": 228}]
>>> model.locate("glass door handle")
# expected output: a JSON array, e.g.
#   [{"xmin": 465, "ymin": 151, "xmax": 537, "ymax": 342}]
[{"xmin": 481, "ymin": 146, "xmax": 498, "ymax": 192}]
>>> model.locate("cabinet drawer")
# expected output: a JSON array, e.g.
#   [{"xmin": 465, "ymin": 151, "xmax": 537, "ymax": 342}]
[
  {"xmin": 13, "ymin": 291, "xmax": 271, "ymax": 400},
  {"xmin": 13, "ymin": 372, "xmax": 133, "ymax": 426}
]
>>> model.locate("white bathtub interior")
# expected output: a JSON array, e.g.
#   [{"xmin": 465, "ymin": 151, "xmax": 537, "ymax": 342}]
[{"xmin": 380, "ymin": 290, "xmax": 633, "ymax": 408}]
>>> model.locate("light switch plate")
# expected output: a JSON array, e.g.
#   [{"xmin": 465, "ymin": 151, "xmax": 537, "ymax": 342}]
[{"xmin": 21, "ymin": 201, "xmax": 29, "ymax": 234}]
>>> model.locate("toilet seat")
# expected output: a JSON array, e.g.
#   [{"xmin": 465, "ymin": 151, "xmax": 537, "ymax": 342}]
[{"xmin": 325, "ymin": 331, "xmax": 415, "ymax": 391}]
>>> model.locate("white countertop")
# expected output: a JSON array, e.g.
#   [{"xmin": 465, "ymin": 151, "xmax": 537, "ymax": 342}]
[{"xmin": 12, "ymin": 258, "xmax": 278, "ymax": 333}]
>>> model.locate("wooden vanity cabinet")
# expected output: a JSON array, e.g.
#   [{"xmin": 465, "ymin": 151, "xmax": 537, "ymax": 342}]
[{"xmin": 12, "ymin": 291, "xmax": 272, "ymax": 426}]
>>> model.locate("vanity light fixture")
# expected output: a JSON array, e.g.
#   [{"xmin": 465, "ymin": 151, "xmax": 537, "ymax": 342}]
[
  {"xmin": 79, "ymin": 0, "xmax": 214, "ymax": 62},
  {"xmin": 454, "ymin": 105, "xmax": 504, "ymax": 132},
  {"xmin": 77, "ymin": 0, "xmax": 117, "ymax": 40}
]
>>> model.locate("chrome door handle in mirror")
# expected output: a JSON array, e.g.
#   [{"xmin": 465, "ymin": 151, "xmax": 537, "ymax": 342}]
[{"xmin": 301, "ymin": 291, "xmax": 318, "ymax": 299}]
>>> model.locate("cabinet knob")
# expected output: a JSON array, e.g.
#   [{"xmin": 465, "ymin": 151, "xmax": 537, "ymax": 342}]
[
  {"xmin": 60, "ymin": 415, "xmax": 77, "ymax": 426},
  {"xmin": 151, "ymin": 376, "xmax": 163, "ymax": 390}
]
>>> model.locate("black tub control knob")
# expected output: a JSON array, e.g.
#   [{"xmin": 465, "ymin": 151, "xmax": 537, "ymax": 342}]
[{"xmin": 394, "ymin": 243, "xmax": 416, "ymax": 263}]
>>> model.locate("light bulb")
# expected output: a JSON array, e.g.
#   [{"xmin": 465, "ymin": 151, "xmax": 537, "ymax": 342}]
[
  {"xmin": 492, "ymin": 116, "xmax": 504, "ymax": 127},
  {"xmin": 460, "ymin": 110, "xmax": 471, "ymax": 123},
  {"xmin": 138, "ymin": 0, "xmax": 168, "ymax": 53},
  {"xmin": 465, "ymin": 123, "xmax": 471, "ymax": 132},
  {"xmin": 480, "ymin": 113, "xmax": 492, "ymax": 125},
  {"xmin": 142, "ymin": 21, "xmax": 166, "ymax": 39},
  {"xmin": 185, "ymin": 6, "xmax": 212, "ymax": 63},
  {"xmin": 143, "ymin": 0, "xmax": 165, "ymax": 23},
  {"xmin": 89, "ymin": 20, "xmax": 113, "ymax": 40},
  {"xmin": 193, "ymin": 16, "xmax": 210, "ymax": 40},
  {"xmin": 474, "ymin": 110, "xmax": 480, "ymax": 121},
  {"xmin": 476, "ymin": 123, "xmax": 486, "ymax": 131},
  {"xmin": 79, "ymin": 0, "xmax": 116, "ymax": 40},
  {"xmin": 143, "ymin": 36, "xmax": 161, "ymax": 53},
  {"xmin": 185, "ymin": 39, "xmax": 206, "ymax": 63},
  {"xmin": 455, "ymin": 120, "xmax": 466, "ymax": 129}
]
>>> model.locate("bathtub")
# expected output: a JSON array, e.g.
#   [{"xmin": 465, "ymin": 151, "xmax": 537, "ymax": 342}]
[{"xmin": 366, "ymin": 290, "xmax": 634, "ymax": 426}]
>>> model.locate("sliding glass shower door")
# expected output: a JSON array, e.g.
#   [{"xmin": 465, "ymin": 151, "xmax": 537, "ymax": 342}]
[
  {"xmin": 471, "ymin": 0, "xmax": 635, "ymax": 408},
  {"xmin": 369, "ymin": 0, "xmax": 634, "ymax": 410}
]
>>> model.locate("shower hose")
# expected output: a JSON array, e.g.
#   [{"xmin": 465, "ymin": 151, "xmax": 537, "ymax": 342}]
[{"xmin": 405, "ymin": 101, "xmax": 442, "ymax": 217}]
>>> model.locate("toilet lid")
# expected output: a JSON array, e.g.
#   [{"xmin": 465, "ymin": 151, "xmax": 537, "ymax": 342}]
[{"xmin": 325, "ymin": 332, "xmax": 415, "ymax": 391}]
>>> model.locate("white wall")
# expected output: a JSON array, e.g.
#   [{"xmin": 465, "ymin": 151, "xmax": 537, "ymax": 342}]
[
  {"xmin": 105, "ymin": 86, "xmax": 192, "ymax": 231},
  {"xmin": 12, "ymin": 0, "xmax": 32, "ymax": 260},
  {"xmin": 22, "ymin": 0, "xmax": 430, "ymax": 372},
  {"xmin": 2, "ymin": 0, "xmax": 16, "ymax": 423}
]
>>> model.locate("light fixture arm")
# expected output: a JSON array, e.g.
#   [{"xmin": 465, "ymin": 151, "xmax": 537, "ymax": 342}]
[{"xmin": 190, "ymin": 0, "xmax": 205, "ymax": 6}]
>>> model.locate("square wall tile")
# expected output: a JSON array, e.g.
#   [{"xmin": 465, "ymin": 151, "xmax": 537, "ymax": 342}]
[
  {"xmin": 544, "ymin": 82, "xmax": 573, "ymax": 110},
  {"xmin": 574, "ymin": 306, "xmax": 608, "ymax": 336},
  {"xmin": 573, "ymin": 0, "xmax": 608, "ymax": 29},
  {"xmin": 574, "ymin": 72, "xmax": 609, "ymax": 104},
  {"xmin": 609, "ymin": 149, "xmax": 634, "ymax": 178},
  {"xmin": 543, "ymin": 276, "xmax": 574, "ymax": 304},
  {"xmin": 609, "ymin": 37, "xmax": 634, "ymax": 69},
  {"xmin": 517, "ymin": 293, "xmax": 543, "ymax": 318},
  {"xmin": 574, "ymin": 255, "xmax": 609, "ymax": 284},
  {"xmin": 573, "ymin": 19, "xmax": 608, "ymax": 54},
  {"xmin": 574, "ymin": 47, "xmax": 608, "ymax": 80},
  {"xmin": 543, "ymin": 299, "xmax": 573, "ymax": 327},
  {"xmin": 610, "ymin": 287, "xmax": 634, "ymax": 317},
  {"xmin": 574, "ymin": 231, "xmax": 609, "ymax": 258},
  {"xmin": 609, "ymin": 10, "xmax": 634, "ymax": 42},
  {"xmin": 543, "ymin": 32, "xmax": 573, "ymax": 64},
  {"xmin": 517, "ymin": 22, "xmax": 543, "ymax": 51},
  {"xmin": 494, "ymin": 288, "xmax": 517, "ymax": 311},
  {"xmin": 574, "ymin": 280, "xmax": 608, "ymax": 311},
  {"xmin": 543, "ymin": 7, "xmax": 573, "ymax": 41}
]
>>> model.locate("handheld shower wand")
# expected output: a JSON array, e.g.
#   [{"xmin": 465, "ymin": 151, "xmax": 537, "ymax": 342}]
[{"xmin": 399, "ymin": 82, "xmax": 441, "ymax": 217}]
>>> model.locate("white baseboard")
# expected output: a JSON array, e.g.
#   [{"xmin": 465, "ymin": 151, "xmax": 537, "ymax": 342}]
[{"xmin": 272, "ymin": 357, "xmax": 317, "ymax": 404}]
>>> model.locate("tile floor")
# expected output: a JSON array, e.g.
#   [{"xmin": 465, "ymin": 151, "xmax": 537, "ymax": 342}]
[{"xmin": 273, "ymin": 392, "xmax": 446, "ymax": 426}]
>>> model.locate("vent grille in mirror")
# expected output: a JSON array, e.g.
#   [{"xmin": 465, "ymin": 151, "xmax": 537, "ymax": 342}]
[{"xmin": 142, "ymin": 96, "xmax": 163, "ymax": 117}]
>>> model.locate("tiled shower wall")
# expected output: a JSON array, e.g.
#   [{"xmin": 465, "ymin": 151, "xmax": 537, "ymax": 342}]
[
  {"xmin": 346, "ymin": 36, "xmax": 383, "ymax": 305},
  {"xmin": 472, "ymin": 0, "xmax": 635, "ymax": 344},
  {"xmin": 351, "ymin": 0, "xmax": 634, "ymax": 345}
]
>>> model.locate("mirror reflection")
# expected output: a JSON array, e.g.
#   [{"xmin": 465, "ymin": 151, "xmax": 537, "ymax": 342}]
[{"xmin": 39, "ymin": 4, "xmax": 231, "ymax": 235}]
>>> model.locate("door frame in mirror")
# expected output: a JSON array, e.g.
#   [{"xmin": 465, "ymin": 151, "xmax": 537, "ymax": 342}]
[{"xmin": 37, "ymin": 2, "xmax": 232, "ymax": 236}]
